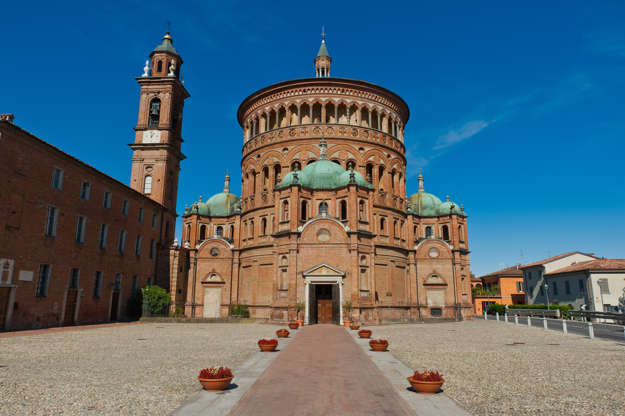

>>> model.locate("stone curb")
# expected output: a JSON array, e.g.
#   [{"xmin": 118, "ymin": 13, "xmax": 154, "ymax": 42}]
[
  {"xmin": 346, "ymin": 327, "xmax": 471, "ymax": 416},
  {"xmin": 172, "ymin": 330, "xmax": 298, "ymax": 416}
]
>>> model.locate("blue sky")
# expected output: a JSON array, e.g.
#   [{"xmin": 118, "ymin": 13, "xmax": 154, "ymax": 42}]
[{"xmin": 3, "ymin": 1, "xmax": 624, "ymax": 275}]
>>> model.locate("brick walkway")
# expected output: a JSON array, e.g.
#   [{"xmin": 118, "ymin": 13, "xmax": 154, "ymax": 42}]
[
  {"xmin": 228, "ymin": 324, "xmax": 414, "ymax": 416},
  {"xmin": 0, "ymin": 321, "xmax": 139, "ymax": 338}
]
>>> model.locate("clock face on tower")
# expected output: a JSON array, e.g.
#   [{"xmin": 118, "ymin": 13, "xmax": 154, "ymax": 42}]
[{"xmin": 143, "ymin": 130, "xmax": 161, "ymax": 144}]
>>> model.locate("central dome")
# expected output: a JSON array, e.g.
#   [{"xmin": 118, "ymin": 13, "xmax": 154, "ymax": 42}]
[{"xmin": 299, "ymin": 159, "xmax": 345, "ymax": 189}]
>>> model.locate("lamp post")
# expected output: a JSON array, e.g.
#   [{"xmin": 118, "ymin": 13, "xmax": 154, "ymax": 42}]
[{"xmin": 544, "ymin": 282, "xmax": 550, "ymax": 310}]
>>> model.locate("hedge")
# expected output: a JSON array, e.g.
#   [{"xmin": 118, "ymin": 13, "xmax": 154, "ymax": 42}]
[
  {"xmin": 229, "ymin": 303, "xmax": 250, "ymax": 317},
  {"xmin": 486, "ymin": 303, "xmax": 573, "ymax": 318}
]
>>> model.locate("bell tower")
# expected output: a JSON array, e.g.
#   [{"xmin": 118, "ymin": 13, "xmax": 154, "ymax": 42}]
[
  {"xmin": 130, "ymin": 32, "xmax": 190, "ymax": 242},
  {"xmin": 314, "ymin": 26, "xmax": 331, "ymax": 78}
]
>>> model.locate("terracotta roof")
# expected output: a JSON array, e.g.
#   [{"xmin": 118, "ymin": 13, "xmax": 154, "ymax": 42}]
[
  {"xmin": 471, "ymin": 277, "xmax": 482, "ymax": 282},
  {"xmin": 546, "ymin": 259, "xmax": 625, "ymax": 276},
  {"xmin": 478, "ymin": 265, "xmax": 523, "ymax": 279},
  {"xmin": 519, "ymin": 251, "xmax": 596, "ymax": 269}
]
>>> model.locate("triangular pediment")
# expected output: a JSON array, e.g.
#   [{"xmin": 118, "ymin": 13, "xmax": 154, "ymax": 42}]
[{"xmin": 302, "ymin": 263, "xmax": 345, "ymax": 277}]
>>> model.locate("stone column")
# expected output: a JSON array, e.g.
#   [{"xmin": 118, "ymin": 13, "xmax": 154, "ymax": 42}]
[
  {"xmin": 305, "ymin": 281, "xmax": 310, "ymax": 324},
  {"xmin": 339, "ymin": 280, "xmax": 344, "ymax": 325}
]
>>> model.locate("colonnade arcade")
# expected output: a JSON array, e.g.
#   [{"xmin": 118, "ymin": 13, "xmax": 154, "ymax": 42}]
[{"xmin": 244, "ymin": 102, "xmax": 404, "ymax": 142}]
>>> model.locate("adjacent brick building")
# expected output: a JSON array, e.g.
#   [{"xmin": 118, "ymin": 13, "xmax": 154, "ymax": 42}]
[
  {"xmin": 0, "ymin": 33, "xmax": 187, "ymax": 330},
  {"xmin": 170, "ymin": 36, "xmax": 473, "ymax": 323}
]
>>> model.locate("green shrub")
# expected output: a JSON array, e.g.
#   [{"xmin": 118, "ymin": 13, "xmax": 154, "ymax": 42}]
[
  {"xmin": 486, "ymin": 303, "xmax": 573, "ymax": 318},
  {"xmin": 169, "ymin": 306, "xmax": 184, "ymax": 318},
  {"xmin": 141, "ymin": 285, "xmax": 170, "ymax": 315},
  {"xmin": 229, "ymin": 303, "xmax": 250, "ymax": 317}
]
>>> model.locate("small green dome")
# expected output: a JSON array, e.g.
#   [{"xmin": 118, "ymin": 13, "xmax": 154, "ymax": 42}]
[
  {"xmin": 408, "ymin": 191, "xmax": 442, "ymax": 217},
  {"xmin": 205, "ymin": 192, "xmax": 240, "ymax": 217},
  {"xmin": 337, "ymin": 168, "xmax": 372, "ymax": 188},
  {"xmin": 438, "ymin": 196, "xmax": 464, "ymax": 216},
  {"xmin": 299, "ymin": 159, "xmax": 346, "ymax": 189},
  {"xmin": 278, "ymin": 170, "xmax": 301, "ymax": 187}
]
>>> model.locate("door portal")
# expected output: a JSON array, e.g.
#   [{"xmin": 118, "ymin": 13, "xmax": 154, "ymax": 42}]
[{"xmin": 315, "ymin": 284, "xmax": 334, "ymax": 324}]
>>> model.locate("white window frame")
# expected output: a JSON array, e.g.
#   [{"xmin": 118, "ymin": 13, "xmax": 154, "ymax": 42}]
[{"xmin": 144, "ymin": 175, "xmax": 152, "ymax": 194}]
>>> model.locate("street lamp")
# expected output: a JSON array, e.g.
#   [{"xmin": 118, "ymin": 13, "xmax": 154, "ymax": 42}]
[{"xmin": 544, "ymin": 282, "xmax": 550, "ymax": 310}]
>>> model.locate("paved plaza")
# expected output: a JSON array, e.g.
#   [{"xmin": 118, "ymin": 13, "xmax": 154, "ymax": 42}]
[{"xmin": 1, "ymin": 320, "xmax": 624, "ymax": 415}]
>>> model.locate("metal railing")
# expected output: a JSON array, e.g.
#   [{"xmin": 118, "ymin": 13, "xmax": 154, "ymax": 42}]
[{"xmin": 569, "ymin": 311, "xmax": 625, "ymax": 325}]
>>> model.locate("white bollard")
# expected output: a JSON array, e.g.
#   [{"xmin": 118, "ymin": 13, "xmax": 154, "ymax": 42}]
[
  {"xmin": 484, "ymin": 311, "xmax": 487, "ymax": 320},
  {"xmin": 588, "ymin": 321, "xmax": 594, "ymax": 339},
  {"xmin": 528, "ymin": 316, "xmax": 532, "ymax": 327},
  {"xmin": 496, "ymin": 312, "xmax": 500, "ymax": 321},
  {"xmin": 543, "ymin": 317, "xmax": 548, "ymax": 330},
  {"xmin": 504, "ymin": 313, "xmax": 508, "ymax": 323},
  {"xmin": 562, "ymin": 319, "xmax": 567, "ymax": 335},
  {"xmin": 515, "ymin": 315, "xmax": 519, "ymax": 325}
]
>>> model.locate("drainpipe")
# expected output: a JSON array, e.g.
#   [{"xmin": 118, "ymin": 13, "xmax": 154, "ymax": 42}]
[{"xmin": 451, "ymin": 247, "xmax": 459, "ymax": 321}]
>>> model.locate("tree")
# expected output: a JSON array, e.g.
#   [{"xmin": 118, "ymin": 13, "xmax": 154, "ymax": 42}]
[{"xmin": 141, "ymin": 285, "xmax": 170, "ymax": 316}]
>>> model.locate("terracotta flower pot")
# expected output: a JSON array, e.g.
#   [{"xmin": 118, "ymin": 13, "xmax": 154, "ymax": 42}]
[
  {"xmin": 276, "ymin": 329, "xmax": 289, "ymax": 338},
  {"xmin": 407, "ymin": 377, "xmax": 444, "ymax": 394},
  {"xmin": 198, "ymin": 376, "xmax": 234, "ymax": 391},
  {"xmin": 358, "ymin": 329, "xmax": 372, "ymax": 338},
  {"xmin": 296, "ymin": 319, "xmax": 303, "ymax": 327},
  {"xmin": 259, "ymin": 343, "xmax": 278, "ymax": 352},
  {"xmin": 288, "ymin": 322, "xmax": 299, "ymax": 330},
  {"xmin": 369, "ymin": 340, "xmax": 389, "ymax": 352},
  {"xmin": 350, "ymin": 323, "xmax": 360, "ymax": 330},
  {"xmin": 343, "ymin": 320, "xmax": 352, "ymax": 327}
]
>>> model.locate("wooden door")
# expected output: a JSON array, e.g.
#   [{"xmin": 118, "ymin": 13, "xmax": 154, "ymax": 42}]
[
  {"xmin": 64, "ymin": 290, "xmax": 78, "ymax": 325},
  {"xmin": 0, "ymin": 287, "xmax": 10, "ymax": 330},
  {"xmin": 317, "ymin": 299, "xmax": 333, "ymax": 323},
  {"xmin": 110, "ymin": 291, "xmax": 120, "ymax": 321}
]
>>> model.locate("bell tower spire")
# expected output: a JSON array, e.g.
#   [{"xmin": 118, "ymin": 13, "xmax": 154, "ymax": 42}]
[
  {"xmin": 129, "ymin": 32, "xmax": 190, "ymax": 242},
  {"xmin": 314, "ymin": 26, "xmax": 332, "ymax": 78}
]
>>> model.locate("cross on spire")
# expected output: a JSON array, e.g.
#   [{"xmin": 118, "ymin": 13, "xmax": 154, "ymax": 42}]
[{"xmin": 321, "ymin": 25, "xmax": 326, "ymax": 41}]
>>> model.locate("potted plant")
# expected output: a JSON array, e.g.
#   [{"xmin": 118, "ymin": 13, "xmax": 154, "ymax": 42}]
[
  {"xmin": 342, "ymin": 300, "xmax": 353, "ymax": 327},
  {"xmin": 358, "ymin": 329, "xmax": 372, "ymax": 338},
  {"xmin": 407, "ymin": 370, "xmax": 445, "ymax": 394},
  {"xmin": 369, "ymin": 339, "xmax": 389, "ymax": 352},
  {"xmin": 294, "ymin": 302, "xmax": 305, "ymax": 327},
  {"xmin": 197, "ymin": 366, "xmax": 234, "ymax": 391},
  {"xmin": 349, "ymin": 322, "xmax": 360, "ymax": 330},
  {"xmin": 258, "ymin": 338, "xmax": 279, "ymax": 352},
  {"xmin": 276, "ymin": 328, "xmax": 290, "ymax": 338},
  {"xmin": 288, "ymin": 321, "xmax": 299, "ymax": 330}
]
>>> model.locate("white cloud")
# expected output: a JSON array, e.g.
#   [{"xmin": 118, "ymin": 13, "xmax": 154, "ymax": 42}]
[{"xmin": 434, "ymin": 120, "xmax": 491, "ymax": 150}]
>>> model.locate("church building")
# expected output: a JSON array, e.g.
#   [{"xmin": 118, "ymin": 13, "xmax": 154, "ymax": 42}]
[{"xmin": 170, "ymin": 35, "xmax": 473, "ymax": 323}]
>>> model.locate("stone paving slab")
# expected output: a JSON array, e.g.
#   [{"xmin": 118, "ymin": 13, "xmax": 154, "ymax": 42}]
[
  {"xmin": 227, "ymin": 324, "xmax": 415, "ymax": 416},
  {"xmin": 346, "ymin": 327, "xmax": 470, "ymax": 416},
  {"xmin": 173, "ymin": 333, "xmax": 295, "ymax": 416}
]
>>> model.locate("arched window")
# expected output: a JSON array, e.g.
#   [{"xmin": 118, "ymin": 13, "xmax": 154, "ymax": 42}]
[
  {"xmin": 199, "ymin": 225, "xmax": 206, "ymax": 240},
  {"xmin": 229, "ymin": 224, "xmax": 234, "ymax": 238},
  {"xmin": 301, "ymin": 200, "xmax": 308, "ymax": 221},
  {"xmin": 319, "ymin": 201, "xmax": 328, "ymax": 216},
  {"xmin": 144, "ymin": 175, "xmax": 152, "ymax": 194},
  {"xmin": 458, "ymin": 225, "xmax": 464, "ymax": 242},
  {"xmin": 393, "ymin": 220, "xmax": 398, "ymax": 237},
  {"xmin": 358, "ymin": 200, "xmax": 366, "ymax": 220},
  {"xmin": 274, "ymin": 164, "xmax": 281, "ymax": 185},
  {"xmin": 148, "ymin": 98, "xmax": 161, "ymax": 128},
  {"xmin": 263, "ymin": 167, "xmax": 269, "ymax": 190},
  {"xmin": 291, "ymin": 161, "xmax": 300, "ymax": 171},
  {"xmin": 249, "ymin": 220, "xmax": 254, "ymax": 238},
  {"xmin": 252, "ymin": 170, "xmax": 257, "ymax": 194},
  {"xmin": 282, "ymin": 200, "xmax": 289, "ymax": 221},
  {"xmin": 380, "ymin": 217, "xmax": 386, "ymax": 233},
  {"xmin": 425, "ymin": 226, "xmax": 433, "ymax": 238},
  {"xmin": 366, "ymin": 164, "xmax": 373, "ymax": 184},
  {"xmin": 261, "ymin": 218, "xmax": 267, "ymax": 235},
  {"xmin": 157, "ymin": 60, "xmax": 163, "ymax": 73},
  {"xmin": 185, "ymin": 223, "xmax": 190, "ymax": 240},
  {"xmin": 216, "ymin": 226, "xmax": 223, "ymax": 237},
  {"xmin": 390, "ymin": 170, "xmax": 396, "ymax": 194},
  {"xmin": 413, "ymin": 225, "xmax": 418, "ymax": 241},
  {"xmin": 442, "ymin": 225, "xmax": 450, "ymax": 241},
  {"xmin": 340, "ymin": 200, "xmax": 347, "ymax": 220}
]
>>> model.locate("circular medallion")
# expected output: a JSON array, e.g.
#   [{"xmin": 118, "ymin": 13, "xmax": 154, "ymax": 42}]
[
  {"xmin": 317, "ymin": 228, "xmax": 330, "ymax": 242},
  {"xmin": 428, "ymin": 248, "xmax": 439, "ymax": 258},
  {"xmin": 210, "ymin": 247, "xmax": 220, "ymax": 257}
]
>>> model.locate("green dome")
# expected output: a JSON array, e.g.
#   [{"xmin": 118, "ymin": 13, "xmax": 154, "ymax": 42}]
[
  {"xmin": 205, "ymin": 191, "xmax": 240, "ymax": 217},
  {"xmin": 438, "ymin": 196, "xmax": 464, "ymax": 216},
  {"xmin": 300, "ymin": 159, "xmax": 345, "ymax": 189},
  {"xmin": 337, "ymin": 169, "xmax": 372, "ymax": 188},
  {"xmin": 278, "ymin": 170, "xmax": 301, "ymax": 187},
  {"xmin": 408, "ymin": 191, "xmax": 442, "ymax": 217}
]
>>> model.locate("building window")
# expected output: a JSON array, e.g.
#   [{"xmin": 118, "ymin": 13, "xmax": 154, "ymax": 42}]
[
  {"xmin": 75, "ymin": 216, "xmax": 86, "ymax": 243},
  {"xmin": 359, "ymin": 200, "xmax": 366, "ymax": 220},
  {"xmin": 98, "ymin": 224, "xmax": 108, "ymax": 249},
  {"xmin": 44, "ymin": 206, "xmax": 59, "ymax": 237},
  {"xmin": 380, "ymin": 217, "xmax": 386, "ymax": 233},
  {"xmin": 216, "ymin": 226, "xmax": 223, "ymax": 237},
  {"xmin": 131, "ymin": 275, "xmax": 138, "ymax": 295},
  {"xmin": 118, "ymin": 230, "xmax": 127, "ymax": 253},
  {"xmin": 319, "ymin": 201, "xmax": 328, "ymax": 216},
  {"xmin": 425, "ymin": 226, "xmax": 432, "ymax": 238},
  {"xmin": 152, "ymin": 213, "xmax": 158, "ymax": 228},
  {"xmin": 249, "ymin": 220, "xmax": 254, "ymax": 238},
  {"xmin": 114, "ymin": 274, "xmax": 122, "ymax": 291},
  {"xmin": 552, "ymin": 281, "xmax": 558, "ymax": 295},
  {"xmin": 442, "ymin": 225, "xmax": 450, "ymax": 241},
  {"xmin": 122, "ymin": 200, "xmax": 129, "ymax": 216},
  {"xmin": 36, "ymin": 264, "xmax": 51, "ymax": 297},
  {"xmin": 135, "ymin": 235, "xmax": 142, "ymax": 256},
  {"xmin": 52, "ymin": 168, "xmax": 64, "ymax": 190},
  {"xmin": 301, "ymin": 200, "xmax": 308, "ymax": 221},
  {"xmin": 340, "ymin": 200, "xmax": 347, "ymax": 220},
  {"xmin": 69, "ymin": 268, "xmax": 80, "ymax": 289},
  {"xmin": 144, "ymin": 175, "xmax": 152, "ymax": 194},
  {"xmin": 539, "ymin": 285, "xmax": 544, "ymax": 296},
  {"xmin": 138, "ymin": 208, "xmax": 144, "ymax": 223},
  {"xmin": 149, "ymin": 239, "xmax": 156, "ymax": 259},
  {"xmin": 149, "ymin": 98, "xmax": 161, "ymax": 128},
  {"xmin": 261, "ymin": 218, "xmax": 267, "ymax": 235},
  {"xmin": 93, "ymin": 271, "xmax": 103, "ymax": 298},
  {"xmin": 565, "ymin": 280, "xmax": 571, "ymax": 295},
  {"xmin": 516, "ymin": 281, "xmax": 523, "ymax": 292},
  {"xmin": 103, "ymin": 192, "xmax": 112, "ymax": 208},
  {"xmin": 282, "ymin": 200, "xmax": 289, "ymax": 221},
  {"xmin": 199, "ymin": 225, "xmax": 206, "ymax": 240},
  {"xmin": 229, "ymin": 224, "xmax": 234, "ymax": 238},
  {"xmin": 578, "ymin": 279, "xmax": 585, "ymax": 293},
  {"xmin": 80, "ymin": 181, "xmax": 91, "ymax": 200}
]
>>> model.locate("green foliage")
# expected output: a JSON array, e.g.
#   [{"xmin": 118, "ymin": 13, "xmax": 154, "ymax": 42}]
[
  {"xmin": 229, "ymin": 303, "xmax": 250, "ymax": 317},
  {"xmin": 141, "ymin": 285, "xmax": 171, "ymax": 315},
  {"xmin": 472, "ymin": 284, "xmax": 499, "ymax": 296},
  {"xmin": 342, "ymin": 300, "xmax": 353, "ymax": 312},
  {"xmin": 294, "ymin": 302, "xmax": 305, "ymax": 312},
  {"xmin": 486, "ymin": 303, "xmax": 573, "ymax": 318},
  {"xmin": 170, "ymin": 306, "xmax": 184, "ymax": 318}
]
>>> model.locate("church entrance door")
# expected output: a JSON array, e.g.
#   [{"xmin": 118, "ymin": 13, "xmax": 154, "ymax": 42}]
[{"xmin": 315, "ymin": 284, "xmax": 334, "ymax": 323}]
